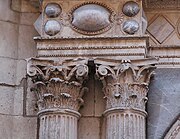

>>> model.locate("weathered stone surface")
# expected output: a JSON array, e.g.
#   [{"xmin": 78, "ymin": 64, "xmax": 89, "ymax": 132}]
[
  {"xmin": 13, "ymin": 87, "xmax": 24, "ymax": 116},
  {"xmin": 78, "ymin": 117, "xmax": 101, "ymax": 139},
  {"xmin": 12, "ymin": 116, "xmax": 37, "ymax": 139},
  {"xmin": 144, "ymin": 0, "xmax": 179, "ymax": 9},
  {"xmin": 94, "ymin": 79, "xmax": 105, "ymax": 117},
  {"xmin": 0, "ymin": 58, "xmax": 17, "ymax": 85},
  {"xmin": 16, "ymin": 60, "xmax": 27, "ymax": 85},
  {"xmin": 95, "ymin": 58, "xmax": 157, "ymax": 139},
  {"xmin": 80, "ymin": 73, "xmax": 95, "ymax": 116},
  {"xmin": 123, "ymin": 20, "xmax": 139, "ymax": 35},
  {"xmin": 1, "ymin": 0, "xmax": 180, "ymax": 139},
  {"xmin": 45, "ymin": 3, "xmax": 61, "ymax": 18},
  {"xmin": 27, "ymin": 58, "xmax": 89, "ymax": 139},
  {"xmin": 18, "ymin": 25, "xmax": 38, "ymax": 59},
  {"xmin": 71, "ymin": 4, "xmax": 111, "ymax": 34},
  {"xmin": 147, "ymin": 15, "xmax": 175, "ymax": 44},
  {"xmin": 20, "ymin": 12, "xmax": 40, "ymax": 26},
  {"xmin": 44, "ymin": 20, "xmax": 61, "ymax": 36},
  {"xmin": 40, "ymin": 0, "xmax": 144, "ymax": 38},
  {"xmin": 0, "ymin": 21, "xmax": 18, "ymax": 59},
  {"xmin": 0, "ymin": 86, "xmax": 15, "ymax": 115},
  {"xmin": 123, "ymin": 1, "xmax": 140, "ymax": 17},
  {"xmin": 0, "ymin": 115, "xmax": 13, "ymax": 139},
  {"xmin": 164, "ymin": 117, "xmax": 180, "ymax": 139},
  {"xmin": 0, "ymin": 0, "xmax": 19, "ymax": 23},
  {"xmin": 147, "ymin": 69, "xmax": 180, "ymax": 139}
]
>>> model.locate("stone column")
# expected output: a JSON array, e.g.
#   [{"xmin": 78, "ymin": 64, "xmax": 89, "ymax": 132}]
[
  {"xmin": 27, "ymin": 58, "xmax": 88, "ymax": 139},
  {"xmin": 95, "ymin": 58, "xmax": 156, "ymax": 139}
]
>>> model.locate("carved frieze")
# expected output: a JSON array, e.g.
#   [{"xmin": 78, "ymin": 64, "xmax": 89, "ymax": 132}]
[
  {"xmin": 144, "ymin": 0, "xmax": 180, "ymax": 9},
  {"xmin": 95, "ymin": 58, "xmax": 157, "ymax": 112},
  {"xmin": 33, "ymin": 0, "xmax": 145, "ymax": 38},
  {"xmin": 27, "ymin": 58, "xmax": 88, "ymax": 112}
]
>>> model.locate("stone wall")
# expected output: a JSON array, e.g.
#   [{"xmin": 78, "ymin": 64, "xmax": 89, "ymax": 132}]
[{"xmin": 0, "ymin": 0, "xmax": 38, "ymax": 138}]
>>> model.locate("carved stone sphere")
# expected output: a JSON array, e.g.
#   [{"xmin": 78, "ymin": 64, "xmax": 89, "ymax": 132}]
[
  {"xmin": 71, "ymin": 4, "xmax": 111, "ymax": 34},
  {"xmin": 45, "ymin": 3, "xmax": 61, "ymax": 18},
  {"xmin": 123, "ymin": 20, "xmax": 139, "ymax": 35},
  {"xmin": 44, "ymin": 20, "xmax": 61, "ymax": 36},
  {"xmin": 122, "ymin": 1, "xmax": 140, "ymax": 17}
]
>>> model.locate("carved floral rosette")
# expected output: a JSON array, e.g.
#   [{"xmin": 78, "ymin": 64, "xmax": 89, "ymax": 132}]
[
  {"xmin": 27, "ymin": 58, "xmax": 88, "ymax": 114},
  {"xmin": 95, "ymin": 58, "xmax": 156, "ymax": 113}
]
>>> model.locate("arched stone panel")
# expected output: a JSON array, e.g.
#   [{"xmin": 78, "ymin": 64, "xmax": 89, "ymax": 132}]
[{"xmin": 164, "ymin": 116, "xmax": 180, "ymax": 139}]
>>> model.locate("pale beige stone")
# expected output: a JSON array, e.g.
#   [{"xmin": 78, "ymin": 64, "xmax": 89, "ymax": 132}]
[
  {"xmin": 0, "ymin": 0, "xmax": 19, "ymax": 23},
  {"xmin": 20, "ymin": 12, "xmax": 40, "ymax": 26},
  {"xmin": 13, "ymin": 87, "xmax": 24, "ymax": 116},
  {"xmin": 16, "ymin": 60, "xmax": 27, "ymax": 85},
  {"xmin": 0, "ymin": 58, "xmax": 17, "ymax": 85},
  {"xmin": 0, "ymin": 86, "xmax": 15, "ymax": 115},
  {"xmin": 78, "ymin": 117, "xmax": 101, "ymax": 139},
  {"xmin": 25, "ymin": 78, "xmax": 38, "ymax": 116},
  {"xmin": 18, "ymin": 25, "xmax": 38, "ymax": 59},
  {"xmin": 0, "ymin": 115, "xmax": 13, "ymax": 139},
  {"xmin": 0, "ymin": 21, "xmax": 18, "ymax": 59},
  {"xmin": 12, "ymin": 116, "xmax": 37, "ymax": 139}
]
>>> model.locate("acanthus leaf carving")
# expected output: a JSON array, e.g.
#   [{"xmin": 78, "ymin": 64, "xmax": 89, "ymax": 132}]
[
  {"xmin": 95, "ymin": 58, "xmax": 156, "ymax": 111},
  {"xmin": 27, "ymin": 58, "xmax": 89, "ymax": 112}
]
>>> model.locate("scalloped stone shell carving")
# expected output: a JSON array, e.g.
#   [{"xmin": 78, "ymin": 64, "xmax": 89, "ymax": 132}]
[{"xmin": 71, "ymin": 4, "xmax": 112, "ymax": 35}]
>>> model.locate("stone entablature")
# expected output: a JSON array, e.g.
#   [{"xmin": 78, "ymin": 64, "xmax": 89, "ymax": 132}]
[{"xmin": 34, "ymin": 37, "xmax": 148, "ymax": 62}]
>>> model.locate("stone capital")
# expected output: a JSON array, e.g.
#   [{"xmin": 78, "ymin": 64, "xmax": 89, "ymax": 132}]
[
  {"xmin": 95, "ymin": 58, "xmax": 157, "ymax": 113},
  {"xmin": 27, "ymin": 58, "xmax": 89, "ymax": 114}
]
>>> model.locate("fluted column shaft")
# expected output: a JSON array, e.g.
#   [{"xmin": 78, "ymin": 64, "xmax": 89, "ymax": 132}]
[
  {"xmin": 27, "ymin": 58, "xmax": 88, "ymax": 139},
  {"xmin": 39, "ymin": 110, "xmax": 79, "ymax": 139},
  {"xmin": 95, "ymin": 59, "xmax": 156, "ymax": 139},
  {"xmin": 105, "ymin": 110, "xmax": 146, "ymax": 139}
]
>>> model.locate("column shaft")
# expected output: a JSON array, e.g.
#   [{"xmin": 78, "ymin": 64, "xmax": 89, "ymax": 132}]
[
  {"xmin": 105, "ymin": 110, "xmax": 146, "ymax": 139},
  {"xmin": 39, "ymin": 112, "xmax": 79, "ymax": 139}
]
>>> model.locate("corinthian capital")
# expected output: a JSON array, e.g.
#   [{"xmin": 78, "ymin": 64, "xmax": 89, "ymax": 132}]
[
  {"xmin": 27, "ymin": 58, "xmax": 88, "ymax": 112},
  {"xmin": 95, "ymin": 58, "xmax": 157, "ymax": 112}
]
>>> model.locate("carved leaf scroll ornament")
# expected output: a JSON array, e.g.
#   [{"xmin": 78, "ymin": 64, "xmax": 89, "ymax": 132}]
[
  {"xmin": 95, "ymin": 59, "xmax": 156, "ymax": 111},
  {"xmin": 27, "ymin": 58, "xmax": 89, "ymax": 112}
]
